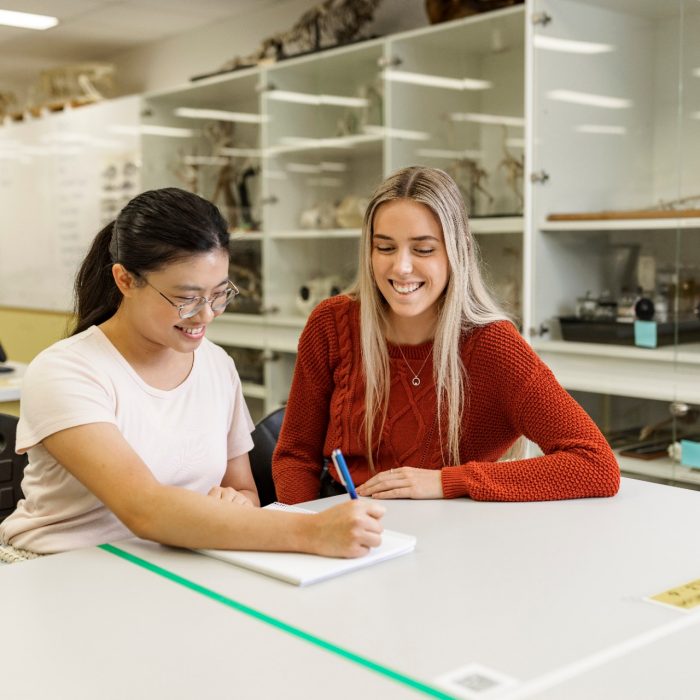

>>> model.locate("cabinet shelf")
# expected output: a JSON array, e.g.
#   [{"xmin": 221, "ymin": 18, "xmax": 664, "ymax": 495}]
[
  {"xmin": 268, "ymin": 228, "xmax": 360, "ymax": 239},
  {"xmin": 618, "ymin": 454, "xmax": 700, "ymax": 489},
  {"xmin": 207, "ymin": 314, "xmax": 303, "ymax": 366},
  {"xmin": 533, "ymin": 339, "xmax": 700, "ymax": 404},
  {"xmin": 265, "ymin": 315, "xmax": 308, "ymax": 328},
  {"xmin": 541, "ymin": 218, "xmax": 700, "ymax": 233},
  {"xmin": 213, "ymin": 313, "xmax": 307, "ymax": 329},
  {"xmin": 532, "ymin": 339, "xmax": 700, "ymax": 366},
  {"xmin": 207, "ymin": 314, "xmax": 265, "ymax": 349},
  {"xmin": 230, "ymin": 231, "xmax": 263, "ymax": 241},
  {"xmin": 266, "ymin": 133, "xmax": 382, "ymax": 157},
  {"xmin": 471, "ymin": 217, "xmax": 523, "ymax": 234},
  {"xmin": 216, "ymin": 313, "xmax": 264, "ymax": 325},
  {"xmin": 241, "ymin": 382, "xmax": 266, "ymax": 399}
]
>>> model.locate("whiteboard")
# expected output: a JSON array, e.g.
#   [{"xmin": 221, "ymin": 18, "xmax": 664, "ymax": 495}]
[{"xmin": 0, "ymin": 96, "xmax": 141, "ymax": 311}]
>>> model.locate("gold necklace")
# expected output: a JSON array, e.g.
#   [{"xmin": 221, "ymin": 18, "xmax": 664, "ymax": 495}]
[{"xmin": 396, "ymin": 345, "xmax": 432, "ymax": 387}]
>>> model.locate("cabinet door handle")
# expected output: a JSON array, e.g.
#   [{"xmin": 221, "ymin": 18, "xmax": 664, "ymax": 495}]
[
  {"xmin": 530, "ymin": 170, "xmax": 550, "ymax": 185},
  {"xmin": 377, "ymin": 55, "xmax": 402, "ymax": 69},
  {"xmin": 531, "ymin": 12, "xmax": 552, "ymax": 26},
  {"xmin": 669, "ymin": 402, "xmax": 690, "ymax": 418},
  {"xmin": 529, "ymin": 323, "xmax": 549, "ymax": 338}
]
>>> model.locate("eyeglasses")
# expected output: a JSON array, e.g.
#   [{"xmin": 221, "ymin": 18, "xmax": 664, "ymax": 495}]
[{"xmin": 144, "ymin": 279, "xmax": 239, "ymax": 319}]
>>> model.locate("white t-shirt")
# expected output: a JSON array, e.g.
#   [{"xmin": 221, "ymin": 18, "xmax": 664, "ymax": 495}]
[{"xmin": 0, "ymin": 326, "xmax": 254, "ymax": 553}]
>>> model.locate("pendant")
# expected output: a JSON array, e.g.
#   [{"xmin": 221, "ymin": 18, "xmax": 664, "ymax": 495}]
[{"xmin": 412, "ymin": 376, "xmax": 421, "ymax": 387}]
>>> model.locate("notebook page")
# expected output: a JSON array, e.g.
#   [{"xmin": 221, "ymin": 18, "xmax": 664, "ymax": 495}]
[{"xmin": 196, "ymin": 505, "xmax": 416, "ymax": 586}]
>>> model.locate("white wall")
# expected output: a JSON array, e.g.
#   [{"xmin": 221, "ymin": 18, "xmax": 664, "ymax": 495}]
[{"xmin": 112, "ymin": 0, "xmax": 429, "ymax": 97}]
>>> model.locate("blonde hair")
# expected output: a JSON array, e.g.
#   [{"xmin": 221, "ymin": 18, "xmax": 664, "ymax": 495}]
[{"xmin": 349, "ymin": 166, "xmax": 513, "ymax": 470}]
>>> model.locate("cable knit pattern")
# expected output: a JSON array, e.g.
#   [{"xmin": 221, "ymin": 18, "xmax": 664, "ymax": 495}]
[
  {"xmin": 332, "ymin": 298, "xmax": 353, "ymax": 455},
  {"xmin": 272, "ymin": 295, "xmax": 620, "ymax": 504}
]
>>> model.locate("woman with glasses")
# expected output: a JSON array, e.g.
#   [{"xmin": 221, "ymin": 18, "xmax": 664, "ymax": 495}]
[
  {"xmin": 0, "ymin": 188, "xmax": 384, "ymax": 559},
  {"xmin": 272, "ymin": 167, "xmax": 620, "ymax": 504}
]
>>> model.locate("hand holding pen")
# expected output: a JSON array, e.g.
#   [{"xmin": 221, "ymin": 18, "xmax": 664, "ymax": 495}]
[
  {"xmin": 331, "ymin": 448, "xmax": 358, "ymax": 499},
  {"xmin": 310, "ymin": 449, "xmax": 384, "ymax": 557}
]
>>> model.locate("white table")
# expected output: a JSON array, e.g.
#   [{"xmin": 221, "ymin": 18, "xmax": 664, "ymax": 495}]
[
  {"xmin": 0, "ymin": 361, "xmax": 25, "ymax": 402},
  {"xmin": 3, "ymin": 478, "xmax": 700, "ymax": 699}
]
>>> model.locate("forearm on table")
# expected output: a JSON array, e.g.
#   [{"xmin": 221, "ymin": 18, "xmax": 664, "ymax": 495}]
[
  {"xmin": 441, "ymin": 448, "xmax": 620, "ymax": 501},
  {"xmin": 126, "ymin": 483, "xmax": 314, "ymax": 551}
]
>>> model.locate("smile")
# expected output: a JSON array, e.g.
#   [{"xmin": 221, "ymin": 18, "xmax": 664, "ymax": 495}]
[
  {"xmin": 175, "ymin": 325, "xmax": 205, "ymax": 339},
  {"xmin": 391, "ymin": 280, "xmax": 423, "ymax": 295}
]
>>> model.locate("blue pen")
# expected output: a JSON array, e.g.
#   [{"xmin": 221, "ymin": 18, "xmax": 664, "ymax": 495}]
[{"xmin": 331, "ymin": 448, "xmax": 358, "ymax": 499}]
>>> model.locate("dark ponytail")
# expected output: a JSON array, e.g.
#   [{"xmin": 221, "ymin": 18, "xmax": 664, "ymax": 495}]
[
  {"xmin": 72, "ymin": 222, "xmax": 122, "ymax": 334},
  {"xmin": 72, "ymin": 188, "xmax": 229, "ymax": 335}
]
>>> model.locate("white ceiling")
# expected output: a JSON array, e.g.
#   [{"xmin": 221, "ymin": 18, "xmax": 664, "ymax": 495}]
[{"xmin": 0, "ymin": 0, "xmax": 278, "ymax": 91}]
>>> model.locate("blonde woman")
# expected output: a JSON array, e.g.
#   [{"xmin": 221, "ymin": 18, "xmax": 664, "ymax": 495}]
[{"xmin": 272, "ymin": 167, "xmax": 619, "ymax": 503}]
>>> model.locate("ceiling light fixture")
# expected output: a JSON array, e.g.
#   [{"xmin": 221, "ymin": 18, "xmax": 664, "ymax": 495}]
[{"xmin": 0, "ymin": 9, "xmax": 58, "ymax": 30}]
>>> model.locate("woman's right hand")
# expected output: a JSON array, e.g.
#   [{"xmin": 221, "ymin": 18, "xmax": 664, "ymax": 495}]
[{"xmin": 310, "ymin": 500, "xmax": 385, "ymax": 558}]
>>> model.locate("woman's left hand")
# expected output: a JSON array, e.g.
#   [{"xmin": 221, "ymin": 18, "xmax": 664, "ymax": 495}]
[
  {"xmin": 356, "ymin": 467, "xmax": 444, "ymax": 500},
  {"xmin": 207, "ymin": 486, "xmax": 255, "ymax": 507}
]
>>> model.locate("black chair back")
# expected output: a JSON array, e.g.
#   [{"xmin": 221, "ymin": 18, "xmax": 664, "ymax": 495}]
[
  {"xmin": 0, "ymin": 413, "xmax": 27, "ymax": 523},
  {"xmin": 249, "ymin": 407, "xmax": 285, "ymax": 507}
]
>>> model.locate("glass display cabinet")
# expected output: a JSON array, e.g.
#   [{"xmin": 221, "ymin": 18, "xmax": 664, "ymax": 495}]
[
  {"xmin": 529, "ymin": 0, "xmax": 700, "ymax": 486},
  {"xmin": 139, "ymin": 5, "xmax": 528, "ymax": 422}
]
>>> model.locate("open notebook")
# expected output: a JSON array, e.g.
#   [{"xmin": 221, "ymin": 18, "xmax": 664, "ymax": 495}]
[{"xmin": 196, "ymin": 503, "xmax": 416, "ymax": 586}]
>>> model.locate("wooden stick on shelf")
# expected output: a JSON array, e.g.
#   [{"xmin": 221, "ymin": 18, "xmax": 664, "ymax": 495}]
[{"xmin": 548, "ymin": 209, "xmax": 700, "ymax": 221}]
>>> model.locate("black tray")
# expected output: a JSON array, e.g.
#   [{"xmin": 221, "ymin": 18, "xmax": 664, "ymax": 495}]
[{"xmin": 558, "ymin": 317, "xmax": 700, "ymax": 346}]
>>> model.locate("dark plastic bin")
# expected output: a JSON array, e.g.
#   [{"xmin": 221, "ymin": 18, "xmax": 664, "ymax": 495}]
[{"xmin": 558, "ymin": 317, "xmax": 700, "ymax": 346}]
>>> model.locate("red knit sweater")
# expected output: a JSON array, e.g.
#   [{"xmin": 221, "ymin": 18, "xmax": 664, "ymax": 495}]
[{"xmin": 272, "ymin": 296, "xmax": 620, "ymax": 504}]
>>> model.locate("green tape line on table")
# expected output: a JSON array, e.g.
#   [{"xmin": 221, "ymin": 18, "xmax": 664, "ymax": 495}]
[{"xmin": 100, "ymin": 543, "xmax": 455, "ymax": 700}]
